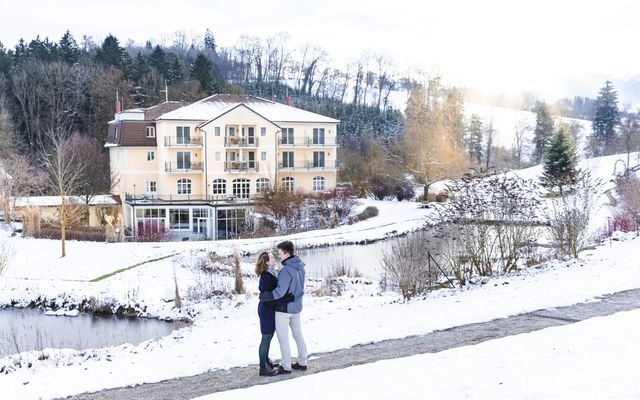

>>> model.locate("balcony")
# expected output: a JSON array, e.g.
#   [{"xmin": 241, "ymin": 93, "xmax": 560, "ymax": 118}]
[
  {"xmin": 277, "ymin": 160, "xmax": 337, "ymax": 171},
  {"xmin": 125, "ymin": 193, "xmax": 255, "ymax": 204},
  {"xmin": 224, "ymin": 136, "xmax": 259, "ymax": 147},
  {"xmin": 224, "ymin": 161, "xmax": 259, "ymax": 172},
  {"xmin": 164, "ymin": 161, "xmax": 203, "ymax": 173},
  {"xmin": 164, "ymin": 136, "xmax": 203, "ymax": 147},
  {"xmin": 279, "ymin": 137, "xmax": 337, "ymax": 147}
]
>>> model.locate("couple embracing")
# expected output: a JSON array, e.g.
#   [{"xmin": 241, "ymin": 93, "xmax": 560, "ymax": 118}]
[{"xmin": 254, "ymin": 240, "xmax": 308, "ymax": 376}]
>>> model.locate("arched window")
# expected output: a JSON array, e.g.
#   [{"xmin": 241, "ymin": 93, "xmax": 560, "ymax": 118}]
[
  {"xmin": 282, "ymin": 176, "xmax": 295, "ymax": 192},
  {"xmin": 256, "ymin": 178, "xmax": 271, "ymax": 194},
  {"xmin": 312, "ymin": 176, "xmax": 326, "ymax": 192},
  {"xmin": 233, "ymin": 178, "xmax": 250, "ymax": 199},
  {"xmin": 177, "ymin": 178, "xmax": 192, "ymax": 195},
  {"xmin": 212, "ymin": 178, "xmax": 226, "ymax": 195}
]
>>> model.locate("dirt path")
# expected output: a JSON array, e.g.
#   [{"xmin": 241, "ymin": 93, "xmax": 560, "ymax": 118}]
[{"xmin": 60, "ymin": 287, "xmax": 640, "ymax": 400}]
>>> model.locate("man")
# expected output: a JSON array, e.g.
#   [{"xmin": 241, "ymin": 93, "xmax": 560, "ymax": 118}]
[{"xmin": 259, "ymin": 240, "xmax": 308, "ymax": 374}]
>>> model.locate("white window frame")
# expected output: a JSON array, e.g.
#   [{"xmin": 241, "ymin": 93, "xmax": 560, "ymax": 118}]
[
  {"xmin": 145, "ymin": 180, "xmax": 157, "ymax": 194},
  {"xmin": 282, "ymin": 151, "xmax": 294, "ymax": 168},
  {"xmin": 146, "ymin": 151, "xmax": 155, "ymax": 161},
  {"xmin": 177, "ymin": 178, "xmax": 192, "ymax": 195},
  {"xmin": 212, "ymin": 179, "xmax": 226, "ymax": 195},
  {"xmin": 256, "ymin": 178, "xmax": 270, "ymax": 194},
  {"xmin": 146, "ymin": 126, "xmax": 156, "ymax": 138},
  {"xmin": 232, "ymin": 178, "xmax": 251, "ymax": 199},
  {"xmin": 282, "ymin": 176, "xmax": 295, "ymax": 192},
  {"xmin": 260, "ymin": 127, "xmax": 267, "ymax": 137},
  {"xmin": 312, "ymin": 176, "xmax": 325, "ymax": 192},
  {"xmin": 215, "ymin": 126, "xmax": 221, "ymax": 136},
  {"xmin": 260, "ymin": 151, "xmax": 267, "ymax": 161}
]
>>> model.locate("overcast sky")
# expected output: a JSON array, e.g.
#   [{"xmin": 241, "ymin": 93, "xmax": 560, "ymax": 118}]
[{"xmin": 1, "ymin": 0, "xmax": 638, "ymax": 99}]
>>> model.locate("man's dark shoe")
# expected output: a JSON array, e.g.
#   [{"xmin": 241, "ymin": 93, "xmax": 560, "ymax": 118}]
[
  {"xmin": 291, "ymin": 362, "xmax": 307, "ymax": 371},
  {"xmin": 267, "ymin": 359, "xmax": 280, "ymax": 369},
  {"xmin": 274, "ymin": 365, "xmax": 292, "ymax": 374},
  {"xmin": 259, "ymin": 365, "xmax": 278, "ymax": 377}
]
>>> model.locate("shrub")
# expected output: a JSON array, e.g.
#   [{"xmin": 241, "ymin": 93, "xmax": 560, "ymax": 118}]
[
  {"xmin": 394, "ymin": 180, "xmax": 416, "ymax": 201},
  {"xmin": 355, "ymin": 206, "xmax": 379, "ymax": 222},
  {"xmin": 380, "ymin": 234, "xmax": 431, "ymax": 299},
  {"xmin": 318, "ymin": 255, "xmax": 362, "ymax": 296}
]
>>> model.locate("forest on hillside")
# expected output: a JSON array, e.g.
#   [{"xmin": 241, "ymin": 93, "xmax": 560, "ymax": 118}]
[{"xmin": 0, "ymin": 29, "xmax": 633, "ymax": 204}]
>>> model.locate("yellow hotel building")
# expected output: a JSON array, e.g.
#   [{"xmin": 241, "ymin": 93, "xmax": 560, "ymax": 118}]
[{"xmin": 106, "ymin": 94, "xmax": 339, "ymax": 240}]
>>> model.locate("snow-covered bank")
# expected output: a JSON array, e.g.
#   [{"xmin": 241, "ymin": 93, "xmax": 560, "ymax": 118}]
[
  {"xmin": 197, "ymin": 308, "xmax": 640, "ymax": 400},
  {"xmin": 2, "ymin": 232, "xmax": 640, "ymax": 399}
]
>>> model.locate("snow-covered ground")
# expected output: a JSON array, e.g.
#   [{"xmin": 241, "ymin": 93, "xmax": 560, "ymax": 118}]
[
  {"xmin": 196, "ymin": 308, "xmax": 640, "ymax": 400},
  {"xmin": 0, "ymin": 153, "xmax": 639, "ymax": 400}
]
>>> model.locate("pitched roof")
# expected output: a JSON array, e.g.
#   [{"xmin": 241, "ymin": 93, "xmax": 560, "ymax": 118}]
[{"xmin": 157, "ymin": 94, "xmax": 340, "ymax": 124}]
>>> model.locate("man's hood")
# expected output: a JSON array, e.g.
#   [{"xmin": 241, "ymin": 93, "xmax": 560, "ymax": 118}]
[{"xmin": 282, "ymin": 255, "xmax": 305, "ymax": 270}]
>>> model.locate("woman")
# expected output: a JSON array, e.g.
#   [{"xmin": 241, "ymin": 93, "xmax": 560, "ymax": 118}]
[{"xmin": 255, "ymin": 251, "xmax": 289, "ymax": 376}]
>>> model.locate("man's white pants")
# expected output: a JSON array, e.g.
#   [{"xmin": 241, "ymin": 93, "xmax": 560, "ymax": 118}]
[{"xmin": 275, "ymin": 311, "xmax": 307, "ymax": 370}]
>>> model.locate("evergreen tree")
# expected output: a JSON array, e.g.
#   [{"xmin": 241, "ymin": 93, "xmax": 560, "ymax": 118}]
[
  {"xmin": 0, "ymin": 42, "xmax": 10, "ymax": 76},
  {"xmin": 532, "ymin": 102, "xmax": 554, "ymax": 164},
  {"xmin": 58, "ymin": 30, "xmax": 79, "ymax": 64},
  {"xmin": 465, "ymin": 113, "xmax": 484, "ymax": 165},
  {"xmin": 191, "ymin": 53, "xmax": 221, "ymax": 94},
  {"xmin": 96, "ymin": 35, "xmax": 124, "ymax": 69},
  {"xmin": 589, "ymin": 80, "xmax": 619, "ymax": 156},
  {"xmin": 149, "ymin": 45, "xmax": 168, "ymax": 77},
  {"xmin": 204, "ymin": 28, "xmax": 217, "ymax": 54},
  {"xmin": 167, "ymin": 54, "xmax": 183, "ymax": 84},
  {"xmin": 132, "ymin": 51, "xmax": 150, "ymax": 82},
  {"xmin": 541, "ymin": 127, "xmax": 577, "ymax": 193}
]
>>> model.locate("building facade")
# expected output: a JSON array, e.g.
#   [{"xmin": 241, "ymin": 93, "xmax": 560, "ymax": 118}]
[{"xmin": 106, "ymin": 95, "xmax": 339, "ymax": 240}]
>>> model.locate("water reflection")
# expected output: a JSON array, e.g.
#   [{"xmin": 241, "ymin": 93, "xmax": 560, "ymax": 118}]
[{"xmin": 0, "ymin": 308, "xmax": 181, "ymax": 358}]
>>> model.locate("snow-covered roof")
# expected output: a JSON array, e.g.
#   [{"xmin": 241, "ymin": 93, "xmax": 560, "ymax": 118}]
[
  {"xmin": 13, "ymin": 195, "xmax": 120, "ymax": 207},
  {"xmin": 157, "ymin": 94, "xmax": 340, "ymax": 124}
]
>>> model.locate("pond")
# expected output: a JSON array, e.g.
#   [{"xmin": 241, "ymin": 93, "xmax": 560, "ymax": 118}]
[
  {"xmin": 245, "ymin": 228, "xmax": 447, "ymax": 279},
  {"xmin": 0, "ymin": 307, "xmax": 182, "ymax": 358}
]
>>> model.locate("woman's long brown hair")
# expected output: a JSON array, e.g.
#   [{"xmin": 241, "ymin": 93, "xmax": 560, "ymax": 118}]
[{"xmin": 255, "ymin": 251, "xmax": 269, "ymax": 276}]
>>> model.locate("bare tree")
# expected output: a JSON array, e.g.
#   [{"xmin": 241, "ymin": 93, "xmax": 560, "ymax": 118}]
[
  {"xmin": 546, "ymin": 170, "xmax": 602, "ymax": 258},
  {"xmin": 41, "ymin": 130, "xmax": 90, "ymax": 257},
  {"xmin": 1, "ymin": 154, "xmax": 44, "ymax": 225},
  {"xmin": 512, "ymin": 117, "xmax": 530, "ymax": 168},
  {"xmin": 618, "ymin": 114, "xmax": 640, "ymax": 171},
  {"xmin": 401, "ymin": 80, "xmax": 468, "ymax": 200}
]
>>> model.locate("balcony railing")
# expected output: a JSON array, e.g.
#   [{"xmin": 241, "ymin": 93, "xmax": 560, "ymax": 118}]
[
  {"xmin": 279, "ymin": 137, "xmax": 337, "ymax": 147},
  {"xmin": 224, "ymin": 136, "xmax": 259, "ymax": 147},
  {"xmin": 164, "ymin": 136, "xmax": 203, "ymax": 146},
  {"xmin": 125, "ymin": 193, "xmax": 255, "ymax": 204},
  {"xmin": 164, "ymin": 161, "xmax": 203, "ymax": 173},
  {"xmin": 277, "ymin": 160, "xmax": 337, "ymax": 171},
  {"xmin": 224, "ymin": 161, "xmax": 259, "ymax": 172}
]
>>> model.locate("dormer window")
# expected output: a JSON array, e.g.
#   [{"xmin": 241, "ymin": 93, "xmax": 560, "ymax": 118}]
[
  {"xmin": 146, "ymin": 126, "xmax": 156, "ymax": 138},
  {"xmin": 115, "ymin": 127, "xmax": 119, "ymax": 139}
]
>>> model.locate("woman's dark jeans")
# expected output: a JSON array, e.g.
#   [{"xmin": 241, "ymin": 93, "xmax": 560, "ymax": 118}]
[{"xmin": 259, "ymin": 333, "xmax": 274, "ymax": 368}]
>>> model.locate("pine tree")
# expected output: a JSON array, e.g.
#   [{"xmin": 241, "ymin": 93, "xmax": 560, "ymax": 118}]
[
  {"xmin": 167, "ymin": 54, "xmax": 183, "ymax": 84},
  {"xmin": 58, "ymin": 30, "xmax": 79, "ymax": 64},
  {"xmin": 191, "ymin": 53, "xmax": 222, "ymax": 94},
  {"xmin": 204, "ymin": 29, "xmax": 217, "ymax": 53},
  {"xmin": 96, "ymin": 35, "xmax": 124, "ymax": 69},
  {"xmin": 465, "ymin": 113, "xmax": 484, "ymax": 165},
  {"xmin": 149, "ymin": 45, "xmax": 168, "ymax": 77},
  {"xmin": 541, "ymin": 127, "xmax": 577, "ymax": 193},
  {"xmin": 532, "ymin": 102, "xmax": 554, "ymax": 164},
  {"xmin": 589, "ymin": 80, "xmax": 619, "ymax": 156}
]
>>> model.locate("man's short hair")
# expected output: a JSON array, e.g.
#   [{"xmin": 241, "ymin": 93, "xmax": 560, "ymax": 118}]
[{"xmin": 277, "ymin": 240, "xmax": 294, "ymax": 256}]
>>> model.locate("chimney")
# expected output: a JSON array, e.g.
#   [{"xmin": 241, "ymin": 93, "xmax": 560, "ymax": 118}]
[
  {"xmin": 115, "ymin": 90, "xmax": 121, "ymax": 113},
  {"xmin": 285, "ymin": 96, "xmax": 292, "ymax": 106}
]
